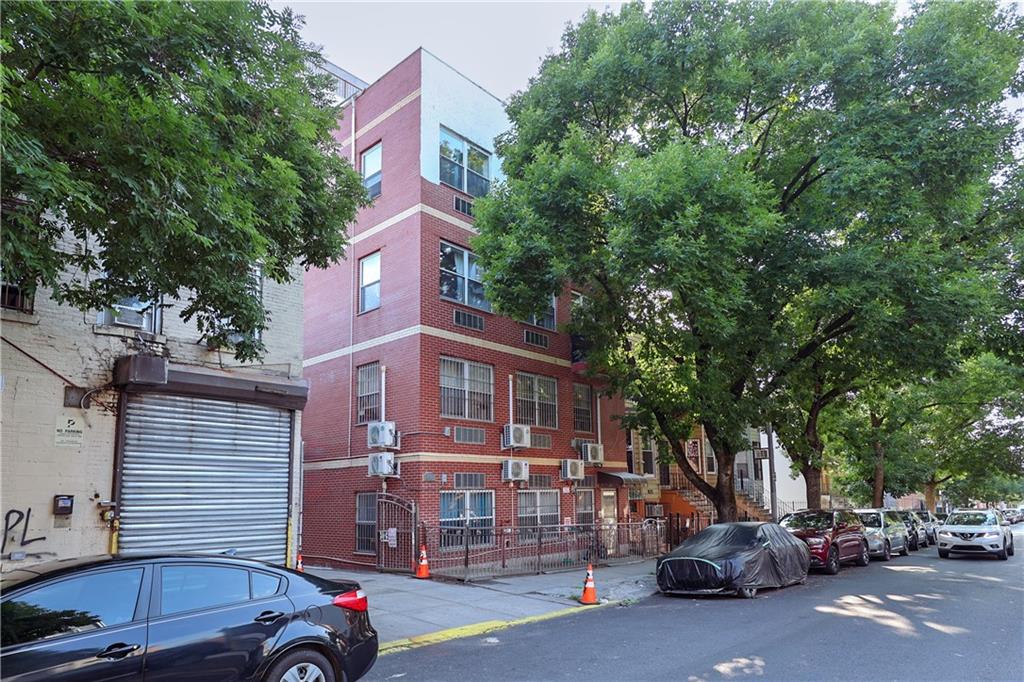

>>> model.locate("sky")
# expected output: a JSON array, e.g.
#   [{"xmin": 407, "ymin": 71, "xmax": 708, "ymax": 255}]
[{"xmin": 281, "ymin": 2, "xmax": 623, "ymax": 100}]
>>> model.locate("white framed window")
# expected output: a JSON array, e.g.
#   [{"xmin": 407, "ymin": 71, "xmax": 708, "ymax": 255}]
[
  {"xmin": 515, "ymin": 372, "xmax": 557, "ymax": 429},
  {"xmin": 355, "ymin": 493, "xmax": 377, "ymax": 554},
  {"xmin": 356, "ymin": 362, "xmax": 381, "ymax": 424},
  {"xmin": 440, "ymin": 490, "xmax": 494, "ymax": 548},
  {"xmin": 439, "ymin": 241, "xmax": 490, "ymax": 311},
  {"xmin": 439, "ymin": 127, "xmax": 490, "ymax": 197},
  {"xmin": 98, "ymin": 295, "xmax": 160, "ymax": 334},
  {"xmin": 642, "ymin": 438, "xmax": 656, "ymax": 476},
  {"xmin": 440, "ymin": 357, "xmax": 494, "ymax": 421},
  {"xmin": 575, "ymin": 488, "xmax": 595, "ymax": 526},
  {"xmin": 573, "ymin": 384, "xmax": 593, "ymax": 432},
  {"xmin": 361, "ymin": 142, "xmax": 382, "ymax": 199},
  {"xmin": 359, "ymin": 252, "xmax": 381, "ymax": 313},
  {"xmin": 705, "ymin": 440, "xmax": 718, "ymax": 474},
  {"xmin": 525, "ymin": 295, "xmax": 556, "ymax": 330},
  {"xmin": 518, "ymin": 489, "xmax": 560, "ymax": 541}
]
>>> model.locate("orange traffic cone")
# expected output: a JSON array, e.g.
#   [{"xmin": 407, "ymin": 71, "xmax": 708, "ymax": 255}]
[
  {"xmin": 580, "ymin": 563, "xmax": 598, "ymax": 605},
  {"xmin": 415, "ymin": 544, "xmax": 431, "ymax": 579},
  {"xmin": 296, "ymin": 554, "xmax": 304, "ymax": 572}
]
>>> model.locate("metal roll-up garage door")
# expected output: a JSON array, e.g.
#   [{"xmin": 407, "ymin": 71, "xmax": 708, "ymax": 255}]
[{"xmin": 119, "ymin": 393, "xmax": 292, "ymax": 563}]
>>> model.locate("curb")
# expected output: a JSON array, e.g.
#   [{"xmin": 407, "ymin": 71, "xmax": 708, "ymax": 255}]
[{"xmin": 378, "ymin": 600, "xmax": 620, "ymax": 656}]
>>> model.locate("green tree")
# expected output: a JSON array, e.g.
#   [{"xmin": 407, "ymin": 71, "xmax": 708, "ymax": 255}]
[
  {"xmin": 474, "ymin": 0, "xmax": 1022, "ymax": 521},
  {"xmin": 1, "ymin": 1, "xmax": 367, "ymax": 360}
]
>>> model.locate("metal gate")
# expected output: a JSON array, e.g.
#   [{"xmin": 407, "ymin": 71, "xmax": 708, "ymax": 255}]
[
  {"xmin": 376, "ymin": 494, "xmax": 417, "ymax": 572},
  {"xmin": 119, "ymin": 393, "xmax": 292, "ymax": 563}
]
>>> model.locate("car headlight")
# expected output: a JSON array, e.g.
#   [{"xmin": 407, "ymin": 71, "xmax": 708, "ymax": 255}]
[
  {"xmin": 938, "ymin": 531, "xmax": 953, "ymax": 538},
  {"xmin": 982, "ymin": 531, "xmax": 1001, "ymax": 539},
  {"xmin": 806, "ymin": 537, "xmax": 825, "ymax": 546}
]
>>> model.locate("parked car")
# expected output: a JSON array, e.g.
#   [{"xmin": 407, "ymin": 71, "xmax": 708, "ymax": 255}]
[
  {"xmin": 779, "ymin": 509, "xmax": 870, "ymax": 574},
  {"xmin": 657, "ymin": 522, "xmax": 810, "ymax": 599},
  {"xmin": 856, "ymin": 509, "xmax": 911, "ymax": 561},
  {"xmin": 937, "ymin": 509, "xmax": 1016, "ymax": 560},
  {"xmin": 894, "ymin": 510, "xmax": 929, "ymax": 550},
  {"xmin": 935, "ymin": 512, "xmax": 949, "ymax": 523},
  {"xmin": 917, "ymin": 510, "xmax": 941, "ymax": 543},
  {"xmin": 0, "ymin": 554, "xmax": 378, "ymax": 682}
]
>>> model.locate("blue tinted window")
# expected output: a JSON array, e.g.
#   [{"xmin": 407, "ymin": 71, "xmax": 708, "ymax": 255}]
[
  {"xmin": 251, "ymin": 572, "xmax": 281, "ymax": 599},
  {"xmin": 161, "ymin": 566, "xmax": 249, "ymax": 615}
]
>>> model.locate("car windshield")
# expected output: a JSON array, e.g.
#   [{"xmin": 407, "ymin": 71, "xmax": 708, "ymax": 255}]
[
  {"xmin": 858, "ymin": 512, "xmax": 881, "ymax": 528},
  {"xmin": 780, "ymin": 511, "xmax": 833, "ymax": 530},
  {"xmin": 946, "ymin": 512, "xmax": 996, "ymax": 526}
]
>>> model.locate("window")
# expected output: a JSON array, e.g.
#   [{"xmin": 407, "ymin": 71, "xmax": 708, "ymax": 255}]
[
  {"xmin": 251, "ymin": 572, "xmax": 281, "ymax": 599},
  {"xmin": 439, "ymin": 241, "xmax": 490, "ymax": 311},
  {"xmin": 518, "ymin": 489, "xmax": 560, "ymax": 540},
  {"xmin": 1, "ymin": 283, "xmax": 34, "ymax": 313},
  {"xmin": 515, "ymin": 372, "xmax": 557, "ymax": 428},
  {"xmin": 705, "ymin": 441, "xmax": 718, "ymax": 474},
  {"xmin": 575, "ymin": 489, "xmax": 595, "ymax": 526},
  {"xmin": 454, "ymin": 426, "xmax": 486, "ymax": 444},
  {"xmin": 573, "ymin": 384, "xmax": 593, "ymax": 432},
  {"xmin": 359, "ymin": 252, "xmax": 381, "ymax": 313},
  {"xmin": 453, "ymin": 309, "xmax": 484, "ymax": 331},
  {"xmin": 570, "ymin": 291, "xmax": 588, "ymax": 320},
  {"xmin": 0, "ymin": 568, "xmax": 143, "ymax": 646},
  {"xmin": 98, "ymin": 295, "xmax": 160, "ymax": 333},
  {"xmin": 454, "ymin": 472, "xmax": 486, "ymax": 488},
  {"xmin": 440, "ymin": 490, "xmax": 494, "ymax": 548},
  {"xmin": 528, "ymin": 474, "xmax": 553, "ymax": 488},
  {"xmin": 160, "ymin": 565, "xmax": 250, "ymax": 615},
  {"xmin": 356, "ymin": 492, "xmax": 377, "ymax": 554},
  {"xmin": 525, "ymin": 296, "xmax": 556, "ymax": 330},
  {"xmin": 523, "ymin": 329, "xmax": 549, "ymax": 348},
  {"xmin": 530, "ymin": 432, "xmax": 552, "ymax": 448},
  {"xmin": 641, "ymin": 439, "xmax": 655, "ymax": 476},
  {"xmin": 440, "ymin": 357, "xmax": 493, "ymax": 421},
  {"xmin": 356, "ymin": 362, "xmax": 381, "ymax": 424},
  {"xmin": 625, "ymin": 431, "xmax": 634, "ymax": 474},
  {"xmin": 361, "ymin": 142, "xmax": 382, "ymax": 199},
  {"xmin": 439, "ymin": 127, "xmax": 490, "ymax": 197}
]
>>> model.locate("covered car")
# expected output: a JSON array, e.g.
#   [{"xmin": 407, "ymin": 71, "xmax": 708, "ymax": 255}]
[{"xmin": 656, "ymin": 522, "xmax": 810, "ymax": 598}]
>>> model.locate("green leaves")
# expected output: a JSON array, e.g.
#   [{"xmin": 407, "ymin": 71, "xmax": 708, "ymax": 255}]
[{"xmin": 1, "ymin": 1, "xmax": 367, "ymax": 360}]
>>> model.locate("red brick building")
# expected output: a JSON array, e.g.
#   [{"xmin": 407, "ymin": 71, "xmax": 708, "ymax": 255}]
[{"xmin": 300, "ymin": 49, "xmax": 647, "ymax": 571}]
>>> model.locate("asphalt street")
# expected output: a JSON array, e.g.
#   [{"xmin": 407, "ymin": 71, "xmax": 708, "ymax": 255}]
[{"xmin": 366, "ymin": 527, "xmax": 1024, "ymax": 682}]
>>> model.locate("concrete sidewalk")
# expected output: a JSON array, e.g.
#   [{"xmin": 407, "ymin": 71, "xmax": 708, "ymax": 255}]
[{"xmin": 309, "ymin": 560, "xmax": 657, "ymax": 650}]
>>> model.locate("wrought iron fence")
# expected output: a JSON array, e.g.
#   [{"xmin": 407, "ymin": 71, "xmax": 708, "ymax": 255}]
[{"xmin": 419, "ymin": 520, "xmax": 667, "ymax": 582}]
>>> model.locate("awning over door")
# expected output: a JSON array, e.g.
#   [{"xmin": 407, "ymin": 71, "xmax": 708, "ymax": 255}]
[
  {"xmin": 598, "ymin": 471, "xmax": 648, "ymax": 487},
  {"xmin": 118, "ymin": 393, "xmax": 292, "ymax": 563}
]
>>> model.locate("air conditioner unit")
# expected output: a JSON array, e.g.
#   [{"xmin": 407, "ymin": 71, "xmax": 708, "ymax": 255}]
[
  {"xmin": 646, "ymin": 504, "xmax": 665, "ymax": 517},
  {"xmin": 367, "ymin": 421, "xmax": 399, "ymax": 449},
  {"xmin": 580, "ymin": 442, "xmax": 605, "ymax": 466},
  {"xmin": 368, "ymin": 452, "xmax": 399, "ymax": 477},
  {"xmin": 501, "ymin": 459, "xmax": 530, "ymax": 482},
  {"xmin": 502, "ymin": 424, "xmax": 531, "ymax": 449},
  {"xmin": 560, "ymin": 459, "xmax": 585, "ymax": 481}
]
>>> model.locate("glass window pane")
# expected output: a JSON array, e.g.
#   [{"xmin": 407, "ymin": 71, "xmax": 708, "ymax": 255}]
[
  {"xmin": 161, "ymin": 566, "xmax": 250, "ymax": 615},
  {"xmin": 441, "ymin": 158, "xmax": 464, "ymax": 189},
  {"xmin": 360, "ymin": 252, "xmax": 380, "ymax": 284},
  {"xmin": 467, "ymin": 146, "xmax": 489, "ymax": 178},
  {"xmin": 467, "ymin": 253, "xmax": 483, "ymax": 282},
  {"xmin": 440, "ymin": 129, "xmax": 464, "ymax": 164},
  {"xmin": 360, "ymin": 282, "xmax": 380, "ymax": 312},
  {"xmin": 466, "ymin": 172, "xmax": 490, "ymax": 198},
  {"xmin": 440, "ymin": 242, "xmax": 465, "ymax": 274},
  {"xmin": 466, "ymin": 280, "xmax": 490, "ymax": 311},
  {"xmin": 251, "ymin": 572, "xmax": 281, "ymax": 599},
  {"xmin": 440, "ymin": 271, "xmax": 465, "ymax": 303},
  {"xmin": 362, "ymin": 143, "xmax": 382, "ymax": 178},
  {"xmin": 0, "ymin": 569, "xmax": 143, "ymax": 646}
]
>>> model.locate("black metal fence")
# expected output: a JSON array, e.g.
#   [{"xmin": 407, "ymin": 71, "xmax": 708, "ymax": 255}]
[{"xmin": 419, "ymin": 521, "xmax": 667, "ymax": 582}]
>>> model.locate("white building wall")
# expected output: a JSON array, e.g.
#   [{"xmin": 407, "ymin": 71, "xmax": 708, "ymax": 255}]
[
  {"xmin": 754, "ymin": 431, "xmax": 808, "ymax": 515},
  {"xmin": 419, "ymin": 49, "xmax": 508, "ymax": 186}
]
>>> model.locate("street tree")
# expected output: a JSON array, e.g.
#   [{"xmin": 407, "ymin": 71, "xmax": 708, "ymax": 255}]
[
  {"xmin": 473, "ymin": 0, "xmax": 1023, "ymax": 520},
  {"xmin": 1, "ymin": 1, "xmax": 368, "ymax": 360}
]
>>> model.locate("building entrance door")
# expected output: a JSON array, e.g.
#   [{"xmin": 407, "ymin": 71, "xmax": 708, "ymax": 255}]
[{"xmin": 601, "ymin": 490, "xmax": 618, "ymax": 556}]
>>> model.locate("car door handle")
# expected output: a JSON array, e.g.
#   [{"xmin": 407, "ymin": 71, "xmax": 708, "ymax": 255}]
[
  {"xmin": 96, "ymin": 643, "xmax": 140, "ymax": 660},
  {"xmin": 254, "ymin": 610, "xmax": 285, "ymax": 624}
]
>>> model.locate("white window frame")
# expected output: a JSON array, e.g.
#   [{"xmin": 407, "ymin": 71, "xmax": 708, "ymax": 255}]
[
  {"xmin": 440, "ymin": 356, "xmax": 494, "ymax": 422},
  {"xmin": 440, "ymin": 490, "xmax": 495, "ymax": 548},
  {"xmin": 525, "ymin": 295, "xmax": 556, "ymax": 330},
  {"xmin": 439, "ymin": 240, "xmax": 490, "ymax": 312},
  {"xmin": 517, "ymin": 489, "xmax": 560, "ymax": 541},
  {"xmin": 439, "ymin": 126, "xmax": 491, "ymax": 198},
  {"xmin": 358, "ymin": 251, "xmax": 381, "ymax": 313},
  {"xmin": 356, "ymin": 362, "xmax": 381, "ymax": 424},
  {"xmin": 515, "ymin": 372, "xmax": 558, "ymax": 429},
  {"xmin": 355, "ymin": 492, "xmax": 377, "ymax": 554},
  {"xmin": 361, "ymin": 142, "xmax": 382, "ymax": 199},
  {"xmin": 98, "ymin": 295, "xmax": 161, "ymax": 334},
  {"xmin": 641, "ymin": 438, "xmax": 656, "ymax": 477},
  {"xmin": 575, "ymin": 488, "xmax": 595, "ymax": 526},
  {"xmin": 573, "ymin": 383, "xmax": 594, "ymax": 432}
]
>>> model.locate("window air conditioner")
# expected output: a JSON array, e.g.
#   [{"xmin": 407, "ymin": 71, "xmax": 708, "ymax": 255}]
[
  {"xmin": 560, "ymin": 459, "xmax": 585, "ymax": 480},
  {"xmin": 502, "ymin": 424, "xmax": 531, "ymax": 449},
  {"xmin": 367, "ymin": 421, "xmax": 399, "ymax": 449},
  {"xmin": 501, "ymin": 459, "xmax": 530, "ymax": 482}
]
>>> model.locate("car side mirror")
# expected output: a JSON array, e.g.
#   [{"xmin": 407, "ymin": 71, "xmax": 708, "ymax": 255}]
[{"xmin": 1002, "ymin": 521, "xmax": 1010, "ymax": 527}]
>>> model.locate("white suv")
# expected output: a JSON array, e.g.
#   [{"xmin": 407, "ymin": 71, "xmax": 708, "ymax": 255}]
[{"xmin": 937, "ymin": 509, "xmax": 1015, "ymax": 560}]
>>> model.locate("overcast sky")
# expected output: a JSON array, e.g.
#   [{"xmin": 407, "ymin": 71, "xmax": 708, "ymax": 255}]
[{"xmin": 281, "ymin": 2, "xmax": 623, "ymax": 100}]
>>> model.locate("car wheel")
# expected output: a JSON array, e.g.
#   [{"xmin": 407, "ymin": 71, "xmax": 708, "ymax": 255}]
[
  {"xmin": 899, "ymin": 538, "xmax": 910, "ymax": 556},
  {"xmin": 265, "ymin": 649, "xmax": 336, "ymax": 682},
  {"xmin": 997, "ymin": 542, "xmax": 1008, "ymax": 561},
  {"xmin": 1008, "ymin": 538, "xmax": 1015, "ymax": 557},
  {"xmin": 855, "ymin": 542, "xmax": 870, "ymax": 567},
  {"xmin": 824, "ymin": 545, "xmax": 840, "ymax": 575},
  {"xmin": 919, "ymin": 534, "xmax": 928, "ymax": 548},
  {"xmin": 908, "ymin": 534, "xmax": 918, "ymax": 551},
  {"xmin": 738, "ymin": 587, "xmax": 757, "ymax": 599},
  {"xmin": 881, "ymin": 540, "xmax": 892, "ymax": 562},
  {"xmin": 938, "ymin": 548, "xmax": 949, "ymax": 559}
]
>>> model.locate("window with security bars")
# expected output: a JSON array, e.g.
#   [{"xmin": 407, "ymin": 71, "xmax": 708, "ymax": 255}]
[
  {"xmin": 453, "ymin": 426, "xmax": 485, "ymax": 445},
  {"xmin": 530, "ymin": 432, "xmax": 552, "ymax": 449},
  {"xmin": 573, "ymin": 384, "xmax": 593, "ymax": 432},
  {"xmin": 440, "ymin": 357, "xmax": 493, "ymax": 421},
  {"xmin": 1, "ymin": 283, "xmax": 34, "ymax": 313},
  {"xmin": 455, "ymin": 472, "xmax": 486, "ymax": 488},
  {"xmin": 355, "ymin": 493, "xmax": 377, "ymax": 554},
  {"xmin": 518, "ymin": 490, "xmax": 560, "ymax": 541},
  {"xmin": 515, "ymin": 372, "xmax": 557, "ymax": 428},
  {"xmin": 575, "ymin": 489, "xmax": 595, "ymax": 526},
  {"xmin": 440, "ymin": 490, "xmax": 494, "ymax": 548},
  {"xmin": 356, "ymin": 362, "xmax": 381, "ymax": 424},
  {"xmin": 528, "ymin": 474, "xmax": 552, "ymax": 488}
]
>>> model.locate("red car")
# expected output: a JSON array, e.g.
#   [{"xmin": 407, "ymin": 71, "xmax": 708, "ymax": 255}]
[{"xmin": 779, "ymin": 509, "xmax": 870, "ymax": 574}]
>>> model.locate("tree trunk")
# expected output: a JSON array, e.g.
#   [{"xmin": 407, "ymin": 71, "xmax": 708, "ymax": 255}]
[
  {"xmin": 802, "ymin": 465, "xmax": 823, "ymax": 509},
  {"xmin": 924, "ymin": 481, "xmax": 938, "ymax": 512},
  {"xmin": 703, "ymin": 423, "xmax": 739, "ymax": 522},
  {"xmin": 870, "ymin": 411, "xmax": 885, "ymax": 508}
]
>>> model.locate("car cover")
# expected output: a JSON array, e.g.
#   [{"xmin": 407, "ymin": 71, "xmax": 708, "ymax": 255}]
[{"xmin": 656, "ymin": 522, "xmax": 810, "ymax": 594}]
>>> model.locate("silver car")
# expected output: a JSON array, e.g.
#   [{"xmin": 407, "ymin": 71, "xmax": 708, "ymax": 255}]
[
  {"xmin": 856, "ymin": 509, "xmax": 910, "ymax": 561},
  {"xmin": 937, "ymin": 509, "xmax": 1016, "ymax": 560},
  {"xmin": 917, "ymin": 510, "xmax": 940, "ymax": 543}
]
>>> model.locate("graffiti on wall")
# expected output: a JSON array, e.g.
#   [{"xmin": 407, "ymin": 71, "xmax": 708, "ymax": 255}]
[{"xmin": 2, "ymin": 507, "xmax": 47, "ymax": 554}]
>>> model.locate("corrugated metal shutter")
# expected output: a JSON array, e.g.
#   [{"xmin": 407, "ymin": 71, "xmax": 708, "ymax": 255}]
[{"xmin": 119, "ymin": 393, "xmax": 292, "ymax": 563}]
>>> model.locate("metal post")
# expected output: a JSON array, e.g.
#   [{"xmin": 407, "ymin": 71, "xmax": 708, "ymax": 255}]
[
  {"xmin": 536, "ymin": 525, "xmax": 543, "ymax": 574},
  {"xmin": 463, "ymin": 521, "xmax": 470, "ymax": 582},
  {"xmin": 766, "ymin": 425, "xmax": 778, "ymax": 522}
]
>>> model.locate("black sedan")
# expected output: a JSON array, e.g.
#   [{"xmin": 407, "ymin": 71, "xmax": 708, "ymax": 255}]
[
  {"xmin": 656, "ymin": 522, "xmax": 810, "ymax": 599},
  {"xmin": 0, "ymin": 554, "xmax": 378, "ymax": 682}
]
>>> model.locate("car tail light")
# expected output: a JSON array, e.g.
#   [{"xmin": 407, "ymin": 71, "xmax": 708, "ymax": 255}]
[{"xmin": 333, "ymin": 589, "xmax": 368, "ymax": 612}]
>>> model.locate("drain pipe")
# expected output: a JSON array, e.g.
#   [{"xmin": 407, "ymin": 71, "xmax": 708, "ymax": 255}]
[{"xmin": 344, "ymin": 92, "xmax": 358, "ymax": 466}]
